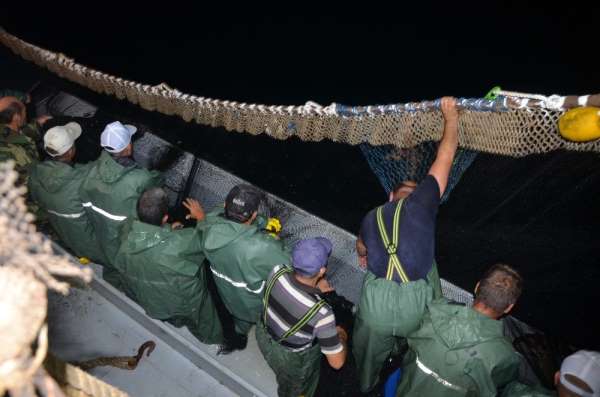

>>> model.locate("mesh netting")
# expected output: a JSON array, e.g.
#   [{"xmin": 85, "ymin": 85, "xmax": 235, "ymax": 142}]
[
  {"xmin": 360, "ymin": 142, "xmax": 478, "ymax": 201},
  {"xmin": 2, "ymin": 29, "xmax": 600, "ymax": 158},
  {"xmin": 133, "ymin": 133, "xmax": 475, "ymax": 306}
]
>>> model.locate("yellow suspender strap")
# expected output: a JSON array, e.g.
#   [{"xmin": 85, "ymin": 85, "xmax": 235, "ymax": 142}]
[{"xmin": 376, "ymin": 200, "xmax": 410, "ymax": 283}]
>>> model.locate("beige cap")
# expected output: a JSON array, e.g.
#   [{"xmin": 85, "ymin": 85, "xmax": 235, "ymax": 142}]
[{"xmin": 43, "ymin": 122, "xmax": 82, "ymax": 157}]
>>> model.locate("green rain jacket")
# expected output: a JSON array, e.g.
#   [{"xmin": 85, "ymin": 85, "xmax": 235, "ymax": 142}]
[
  {"xmin": 396, "ymin": 300, "xmax": 521, "ymax": 397},
  {"xmin": 79, "ymin": 151, "xmax": 162, "ymax": 267},
  {"xmin": 28, "ymin": 160, "xmax": 103, "ymax": 261},
  {"xmin": 114, "ymin": 220, "xmax": 223, "ymax": 344},
  {"xmin": 500, "ymin": 382, "xmax": 556, "ymax": 397},
  {"xmin": 197, "ymin": 209, "xmax": 291, "ymax": 334},
  {"xmin": 353, "ymin": 263, "xmax": 442, "ymax": 392}
]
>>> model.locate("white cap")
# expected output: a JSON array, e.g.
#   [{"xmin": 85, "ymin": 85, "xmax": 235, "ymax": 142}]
[
  {"xmin": 100, "ymin": 121, "xmax": 137, "ymax": 153},
  {"xmin": 560, "ymin": 350, "xmax": 600, "ymax": 397},
  {"xmin": 43, "ymin": 122, "xmax": 82, "ymax": 157}
]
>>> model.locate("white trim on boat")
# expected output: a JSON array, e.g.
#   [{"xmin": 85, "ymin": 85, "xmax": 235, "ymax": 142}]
[
  {"xmin": 47, "ymin": 209, "xmax": 85, "ymax": 219},
  {"xmin": 82, "ymin": 202, "xmax": 127, "ymax": 221},
  {"xmin": 210, "ymin": 266, "xmax": 265, "ymax": 294},
  {"xmin": 416, "ymin": 355, "xmax": 466, "ymax": 392}
]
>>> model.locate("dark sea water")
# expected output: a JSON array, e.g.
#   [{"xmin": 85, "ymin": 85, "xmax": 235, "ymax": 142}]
[{"xmin": 2, "ymin": 8, "xmax": 600, "ymax": 351}]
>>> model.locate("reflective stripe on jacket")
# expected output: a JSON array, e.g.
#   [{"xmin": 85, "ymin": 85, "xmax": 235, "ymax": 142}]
[
  {"xmin": 197, "ymin": 209, "xmax": 291, "ymax": 331},
  {"xmin": 80, "ymin": 151, "xmax": 162, "ymax": 265},
  {"xmin": 28, "ymin": 160, "xmax": 103, "ymax": 261},
  {"xmin": 114, "ymin": 220, "xmax": 223, "ymax": 344},
  {"xmin": 396, "ymin": 300, "xmax": 521, "ymax": 397}
]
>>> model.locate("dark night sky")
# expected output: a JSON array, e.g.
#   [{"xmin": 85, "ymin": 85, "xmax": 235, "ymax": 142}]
[
  {"xmin": 2, "ymin": 5, "xmax": 599, "ymax": 104},
  {"xmin": 2, "ymin": 5, "xmax": 600, "ymax": 350}
]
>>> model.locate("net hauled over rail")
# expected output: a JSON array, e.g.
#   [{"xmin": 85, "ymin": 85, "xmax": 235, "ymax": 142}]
[{"xmin": 1, "ymin": 28, "xmax": 600, "ymax": 157}]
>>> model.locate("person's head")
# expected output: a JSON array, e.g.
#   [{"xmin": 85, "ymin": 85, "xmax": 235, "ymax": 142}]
[
  {"xmin": 0, "ymin": 96, "xmax": 26, "ymax": 130},
  {"xmin": 555, "ymin": 350, "xmax": 600, "ymax": 397},
  {"xmin": 224, "ymin": 184, "xmax": 261, "ymax": 224},
  {"xmin": 43, "ymin": 122, "xmax": 82, "ymax": 163},
  {"xmin": 292, "ymin": 237, "xmax": 333, "ymax": 281},
  {"xmin": 473, "ymin": 263, "xmax": 523, "ymax": 319},
  {"xmin": 389, "ymin": 180, "xmax": 418, "ymax": 202},
  {"xmin": 100, "ymin": 121, "xmax": 137, "ymax": 158},
  {"xmin": 137, "ymin": 187, "xmax": 169, "ymax": 226}
]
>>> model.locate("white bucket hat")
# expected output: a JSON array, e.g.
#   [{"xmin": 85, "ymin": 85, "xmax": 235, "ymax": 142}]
[
  {"xmin": 43, "ymin": 122, "xmax": 82, "ymax": 157},
  {"xmin": 100, "ymin": 121, "xmax": 137, "ymax": 153}
]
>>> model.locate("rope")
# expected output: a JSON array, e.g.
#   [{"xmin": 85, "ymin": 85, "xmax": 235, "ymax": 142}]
[
  {"xmin": 45, "ymin": 354, "xmax": 129, "ymax": 397},
  {"xmin": 72, "ymin": 341, "xmax": 156, "ymax": 371},
  {"xmin": 0, "ymin": 161, "xmax": 105, "ymax": 397},
  {"xmin": 1, "ymin": 29, "xmax": 600, "ymax": 156}
]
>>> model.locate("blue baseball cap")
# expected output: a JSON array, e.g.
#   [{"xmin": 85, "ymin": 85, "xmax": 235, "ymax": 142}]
[{"xmin": 292, "ymin": 237, "xmax": 333, "ymax": 277}]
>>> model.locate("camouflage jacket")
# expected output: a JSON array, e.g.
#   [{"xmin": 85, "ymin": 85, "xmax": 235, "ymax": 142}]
[
  {"xmin": 0, "ymin": 89, "xmax": 29, "ymax": 102},
  {"xmin": 0, "ymin": 123, "xmax": 41, "ymax": 187}
]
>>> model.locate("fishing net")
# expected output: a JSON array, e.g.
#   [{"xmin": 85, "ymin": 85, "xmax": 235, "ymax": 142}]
[
  {"xmin": 2, "ymin": 28, "xmax": 600, "ymax": 161},
  {"xmin": 359, "ymin": 142, "xmax": 478, "ymax": 201}
]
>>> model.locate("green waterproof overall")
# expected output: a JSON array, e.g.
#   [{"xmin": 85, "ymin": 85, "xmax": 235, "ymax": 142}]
[
  {"xmin": 255, "ymin": 267, "xmax": 324, "ymax": 397},
  {"xmin": 80, "ymin": 151, "xmax": 162, "ymax": 286},
  {"xmin": 396, "ymin": 300, "xmax": 521, "ymax": 397},
  {"xmin": 353, "ymin": 200, "xmax": 442, "ymax": 393},
  {"xmin": 114, "ymin": 220, "xmax": 223, "ymax": 344},
  {"xmin": 28, "ymin": 160, "xmax": 104, "ymax": 262},
  {"xmin": 198, "ymin": 209, "xmax": 291, "ymax": 334},
  {"xmin": 501, "ymin": 381, "xmax": 556, "ymax": 397}
]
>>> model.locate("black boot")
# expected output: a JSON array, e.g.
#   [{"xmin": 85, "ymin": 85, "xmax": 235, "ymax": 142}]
[{"xmin": 217, "ymin": 333, "xmax": 248, "ymax": 355}]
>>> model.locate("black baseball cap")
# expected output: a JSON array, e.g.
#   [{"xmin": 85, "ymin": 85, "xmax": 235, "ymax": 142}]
[{"xmin": 225, "ymin": 184, "xmax": 262, "ymax": 222}]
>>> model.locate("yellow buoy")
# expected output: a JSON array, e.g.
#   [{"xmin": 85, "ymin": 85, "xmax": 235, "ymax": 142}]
[
  {"xmin": 558, "ymin": 106, "xmax": 600, "ymax": 142},
  {"xmin": 79, "ymin": 257, "xmax": 91, "ymax": 265}
]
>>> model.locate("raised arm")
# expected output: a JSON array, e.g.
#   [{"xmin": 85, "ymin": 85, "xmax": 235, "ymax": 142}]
[{"xmin": 427, "ymin": 97, "xmax": 459, "ymax": 197}]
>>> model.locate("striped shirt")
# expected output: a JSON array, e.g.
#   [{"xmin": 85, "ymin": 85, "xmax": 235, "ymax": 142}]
[{"xmin": 264, "ymin": 265, "xmax": 343, "ymax": 355}]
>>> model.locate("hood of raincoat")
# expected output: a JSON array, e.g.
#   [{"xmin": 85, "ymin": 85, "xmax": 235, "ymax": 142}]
[
  {"xmin": 27, "ymin": 159, "xmax": 103, "ymax": 261},
  {"xmin": 119, "ymin": 220, "xmax": 201, "ymax": 277},
  {"xmin": 201, "ymin": 211, "xmax": 260, "ymax": 251},
  {"xmin": 29, "ymin": 160, "xmax": 79, "ymax": 193},
  {"xmin": 197, "ymin": 209, "xmax": 291, "ymax": 327},
  {"xmin": 115, "ymin": 219, "xmax": 223, "ymax": 344},
  {"xmin": 96, "ymin": 150, "xmax": 138, "ymax": 183},
  {"xmin": 428, "ymin": 301, "xmax": 505, "ymax": 350}
]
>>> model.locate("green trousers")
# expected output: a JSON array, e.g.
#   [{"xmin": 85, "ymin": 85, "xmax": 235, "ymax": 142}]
[
  {"xmin": 353, "ymin": 265, "xmax": 441, "ymax": 393},
  {"xmin": 256, "ymin": 323, "xmax": 321, "ymax": 397},
  {"xmin": 233, "ymin": 316, "xmax": 254, "ymax": 335}
]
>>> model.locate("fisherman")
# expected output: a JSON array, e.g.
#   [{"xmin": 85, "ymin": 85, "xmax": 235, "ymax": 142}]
[
  {"xmin": 0, "ymin": 96, "xmax": 50, "ymax": 186},
  {"xmin": 352, "ymin": 96, "xmax": 459, "ymax": 392},
  {"xmin": 113, "ymin": 187, "xmax": 223, "ymax": 344},
  {"xmin": 28, "ymin": 121, "xmax": 103, "ymax": 262},
  {"xmin": 80, "ymin": 121, "xmax": 162, "ymax": 286},
  {"xmin": 502, "ymin": 350, "xmax": 600, "ymax": 397},
  {"xmin": 395, "ymin": 263, "xmax": 523, "ymax": 396},
  {"xmin": 256, "ymin": 237, "xmax": 347, "ymax": 397},
  {"xmin": 197, "ymin": 184, "xmax": 290, "ymax": 352}
]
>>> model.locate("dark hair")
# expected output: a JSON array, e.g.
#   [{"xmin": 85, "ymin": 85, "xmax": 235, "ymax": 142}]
[
  {"xmin": 558, "ymin": 374, "xmax": 594, "ymax": 397},
  {"xmin": 45, "ymin": 146, "xmax": 61, "ymax": 157},
  {"xmin": 0, "ymin": 100, "xmax": 24, "ymax": 124},
  {"xmin": 137, "ymin": 187, "xmax": 168, "ymax": 226},
  {"xmin": 475, "ymin": 264, "xmax": 523, "ymax": 314},
  {"xmin": 392, "ymin": 180, "xmax": 418, "ymax": 195}
]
